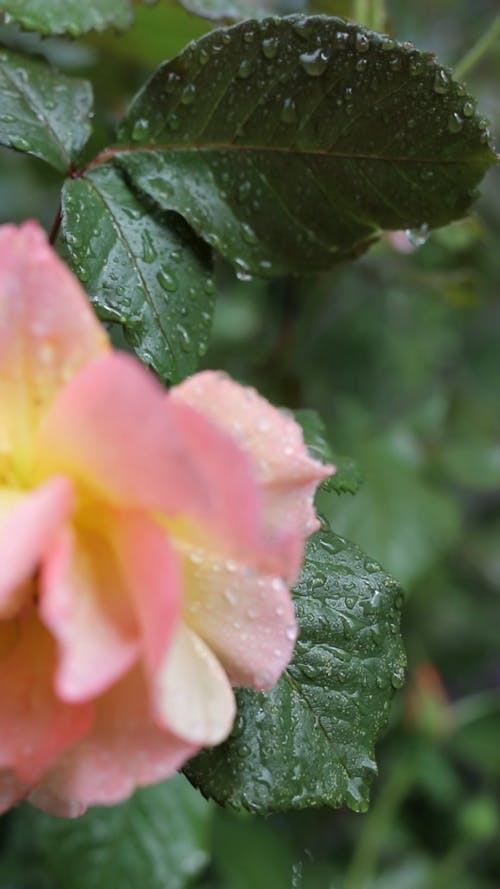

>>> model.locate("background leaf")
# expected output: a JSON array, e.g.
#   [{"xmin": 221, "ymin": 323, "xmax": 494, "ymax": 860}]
[
  {"xmin": 116, "ymin": 15, "xmax": 496, "ymax": 278},
  {"xmin": 178, "ymin": 0, "xmax": 272, "ymax": 24},
  {"xmin": 62, "ymin": 164, "xmax": 214, "ymax": 382},
  {"xmin": 0, "ymin": 47, "xmax": 92, "ymax": 171},
  {"xmin": 12, "ymin": 775, "xmax": 212, "ymax": 889},
  {"xmin": 185, "ymin": 527, "xmax": 406, "ymax": 814},
  {"xmin": 0, "ymin": 0, "xmax": 133, "ymax": 37},
  {"xmin": 321, "ymin": 435, "xmax": 461, "ymax": 586}
]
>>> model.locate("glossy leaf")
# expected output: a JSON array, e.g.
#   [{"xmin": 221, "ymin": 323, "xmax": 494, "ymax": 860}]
[
  {"xmin": 0, "ymin": 0, "xmax": 133, "ymax": 36},
  {"xmin": 116, "ymin": 15, "xmax": 496, "ymax": 278},
  {"xmin": 20, "ymin": 775, "xmax": 211, "ymax": 889},
  {"xmin": 295, "ymin": 408, "xmax": 364, "ymax": 495},
  {"xmin": 0, "ymin": 47, "xmax": 92, "ymax": 171},
  {"xmin": 62, "ymin": 164, "xmax": 214, "ymax": 382},
  {"xmin": 185, "ymin": 528, "xmax": 406, "ymax": 814}
]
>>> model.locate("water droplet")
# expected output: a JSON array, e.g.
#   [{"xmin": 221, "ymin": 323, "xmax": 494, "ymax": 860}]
[
  {"xmin": 448, "ymin": 111, "xmax": 463, "ymax": 133},
  {"xmin": 292, "ymin": 17, "xmax": 314, "ymax": 40},
  {"xmin": 356, "ymin": 58, "xmax": 368, "ymax": 72},
  {"xmin": 299, "ymin": 49, "xmax": 329, "ymax": 77},
  {"xmin": 280, "ymin": 96, "xmax": 297, "ymax": 123},
  {"xmin": 141, "ymin": 230, "xmax": 157, "ymax": 263},
  {"xmin": 462, "ymin": 100, "xmax": 474, "ymax": 118},
  {"xmin": 345, "ymin": 597, "xmax": 355, "ymax": 609},
  {"xmin": 405, "ymin": 223, "xmax": 429, "ymax": 247},
  {"xmin": 241, "ymin": 222, "xmax": 258, "ymax": 244},
  {"xmin": 12, "ymin": 136, "xmax": 29, "ymax": 151},
  {"xmin": 391, "ymin": 667, "xmax": 405, "ymax": 689},
  {"xmin": 237, "ymin": 59, "xmax": 253, "ymax": 79},
  {"xmin": 156, "ymin": 267, "xmax": 177, "ymax": 292},
  {"xmin": 177, "ymin": 323, "xmax": 191, "ymax": 352},
  {"xmin": 261, "ymin": 37, "xmax": 278, "ymax": 60},
  {"xmin": 311, "ymin": 572, "xmax": 326, "ymax": 589},
  {"xmin": 224, "ymin": 588, "xmax": 237, "ymax": 606},
  {"xmin": 167, "ymin": 112, "xmax": 179, "ymax": 131},
  {"xmin": 408, "ymin": 53, "xmax": 423, "ymax": 76},
  {"xmin": 334, "ymin": 30, "xmax": 349, "ymax": 50},
  {"xmin": 204, "ymin": 278, "xmax": 216, "ymax": 295},
  {"xmin": 433, "ymin": 68, "xmax": 450, "ymax": 94},
  {"xmin": 199, "ymin": 48, "xmax": 209, "ymax": 66},
  {"xmin": 165, "ymin": 71, "xmax": 181, "ymax": 93},
  {"xmin": 355, "ymin": 33, "xmax": 370, "ymax": 53},
  {"xmin": 181, "ymin": 83, "xmax": 196, "ymax": 105}
]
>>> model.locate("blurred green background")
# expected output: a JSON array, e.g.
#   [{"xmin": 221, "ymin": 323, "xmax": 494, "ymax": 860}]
[{"xmin": 0, "ymin": 1, "xmax": 499, "ymax": 887}]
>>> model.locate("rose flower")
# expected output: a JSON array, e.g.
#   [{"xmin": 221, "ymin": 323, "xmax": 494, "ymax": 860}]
[{"xmin": 0, "ymin": 221, "xmax": 331, "ymax": 816}]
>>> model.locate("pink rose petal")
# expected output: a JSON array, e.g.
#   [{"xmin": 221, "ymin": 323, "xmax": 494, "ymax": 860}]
[
  {"xmin": 172, "ymin": 371, "xmax": 333, "ymax": 580},
  {"xmin": 0, "ymin": 476, "xmax": 73, "ymax": 618},
  {"xmin": 28, "ymin": 666, "xmax": 197, "ymax": 815},
  {"xmin": 37, "ymin": 352, "xmax": 263, "ymax": 562},
  {"xmin": 0, "ymin": 616, "xmax": 92, "ymax": 783},
  {"xmin": 40, "ymin": 525, "xmax": 139, "ymax": 703},
  {"xmin": 155, "ymin": 622, "xmax": 236, "ymax": 745},
  {"xmin": 0, "ymin": 221, "xmax": 108, "ymax": 472},
  {"xmin": 111, "ymin": 510, "xmax": 181, "ymax": 675},
  {"xmin": 179, "ymin": 542, "xmax": 297, "ymax": 689}
]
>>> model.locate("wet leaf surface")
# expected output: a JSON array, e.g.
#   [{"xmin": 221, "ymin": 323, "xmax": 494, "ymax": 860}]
[
  {"xmin": 0, "ymin": 47, "xmax": 92, "ymax": 171},
  {"xmin": 0, "ymin": 0, "xmax": 133, "ymax": 36},
  {"xmin": 116, "ymin": 15, "xmax": 496, "ymax": 277},
  {"xmin": 62, "ymin": 164, "xmax": 214, "ymax": 382},
  {"xmin": 185, "ymin": 528, "xmax": 406, "ymax": 813}
]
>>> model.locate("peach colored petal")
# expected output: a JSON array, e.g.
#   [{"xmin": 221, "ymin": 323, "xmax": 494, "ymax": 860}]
[
  {"xmin": 155, "ymin": 622, "xmax": 236, "ymax": 745},
  {"xmin": 0, "ymin": 221, "xmax": 108, "ymax": 478},
  {"xmin": 172, "ymin": 371, "xmax": 333, "ymax": 578},
  {"xmin": 28, "ymin": 666, "xmax": 197, "ymax": 815},
  {"xmin": 0, "ymin": 476, "xmax": 73, "ymax": 618},
  {"xmin": 110, "ymin": 511, "xmax": 181, "ymax": 675},
  {"xmin": 37, "ymin": 353, "xmax": 263, "ymax": 562},
  {"xmin": 0, "ymin": 616, "xmax": 92, "ymax": 783},
  {"xmin": 179, "ymin": 542, "xmax": 297, "ymax": 689},
  {"xmin": 40, "ymin": 524, "xmax": 139, "ymax": 703}
]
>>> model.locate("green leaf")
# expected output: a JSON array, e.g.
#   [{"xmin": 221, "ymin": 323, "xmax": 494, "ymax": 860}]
[
  {"xmin": 18, "ymin": 775, "xmax": 211, "ymax": 889},
  {"xmin": 0, "ymin": 0, "xmax": 133, "ymax": 36},
  {"xmin": 0, "ymin": 47, "xmax": 93, "ymax": 171},
  {"xmin": 116, "ymin": 15, "xmax": 495, "ymax": 278},
  {"xmin": 178, "ymin": 0, "xmax": 270, "ymax": 24},
  {"xmin": 62, "ymin": 164, "xmax": 214, "ymax": 382},
  {"xmin": 185, "ymin": 528, "xmax": 406, "ymax": 814},
  {"xmin": 89, "ymin": 1, "xmax": 210, "ymax": 69},
  {"xmin": 295, "ymin": 408, "xmax": 364, "ymax": 495}
]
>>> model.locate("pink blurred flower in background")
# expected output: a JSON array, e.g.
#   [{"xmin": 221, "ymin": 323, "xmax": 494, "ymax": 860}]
[{"xmin": 0, "ymin": 221, "xmax": 332, "ymax": 816}]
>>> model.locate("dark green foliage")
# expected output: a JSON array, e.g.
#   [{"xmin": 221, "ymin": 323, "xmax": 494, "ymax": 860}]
[
  {"xmin": 62, "ymin": 165, "xmax": 214, "ymax": 382},
  {"xmin": 0, "ymin": 48, "xmax": 92, "ymax": 171},
  {"xmin": 117, "ymin": 15, "xmax": 495, "ymax": 277}
]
